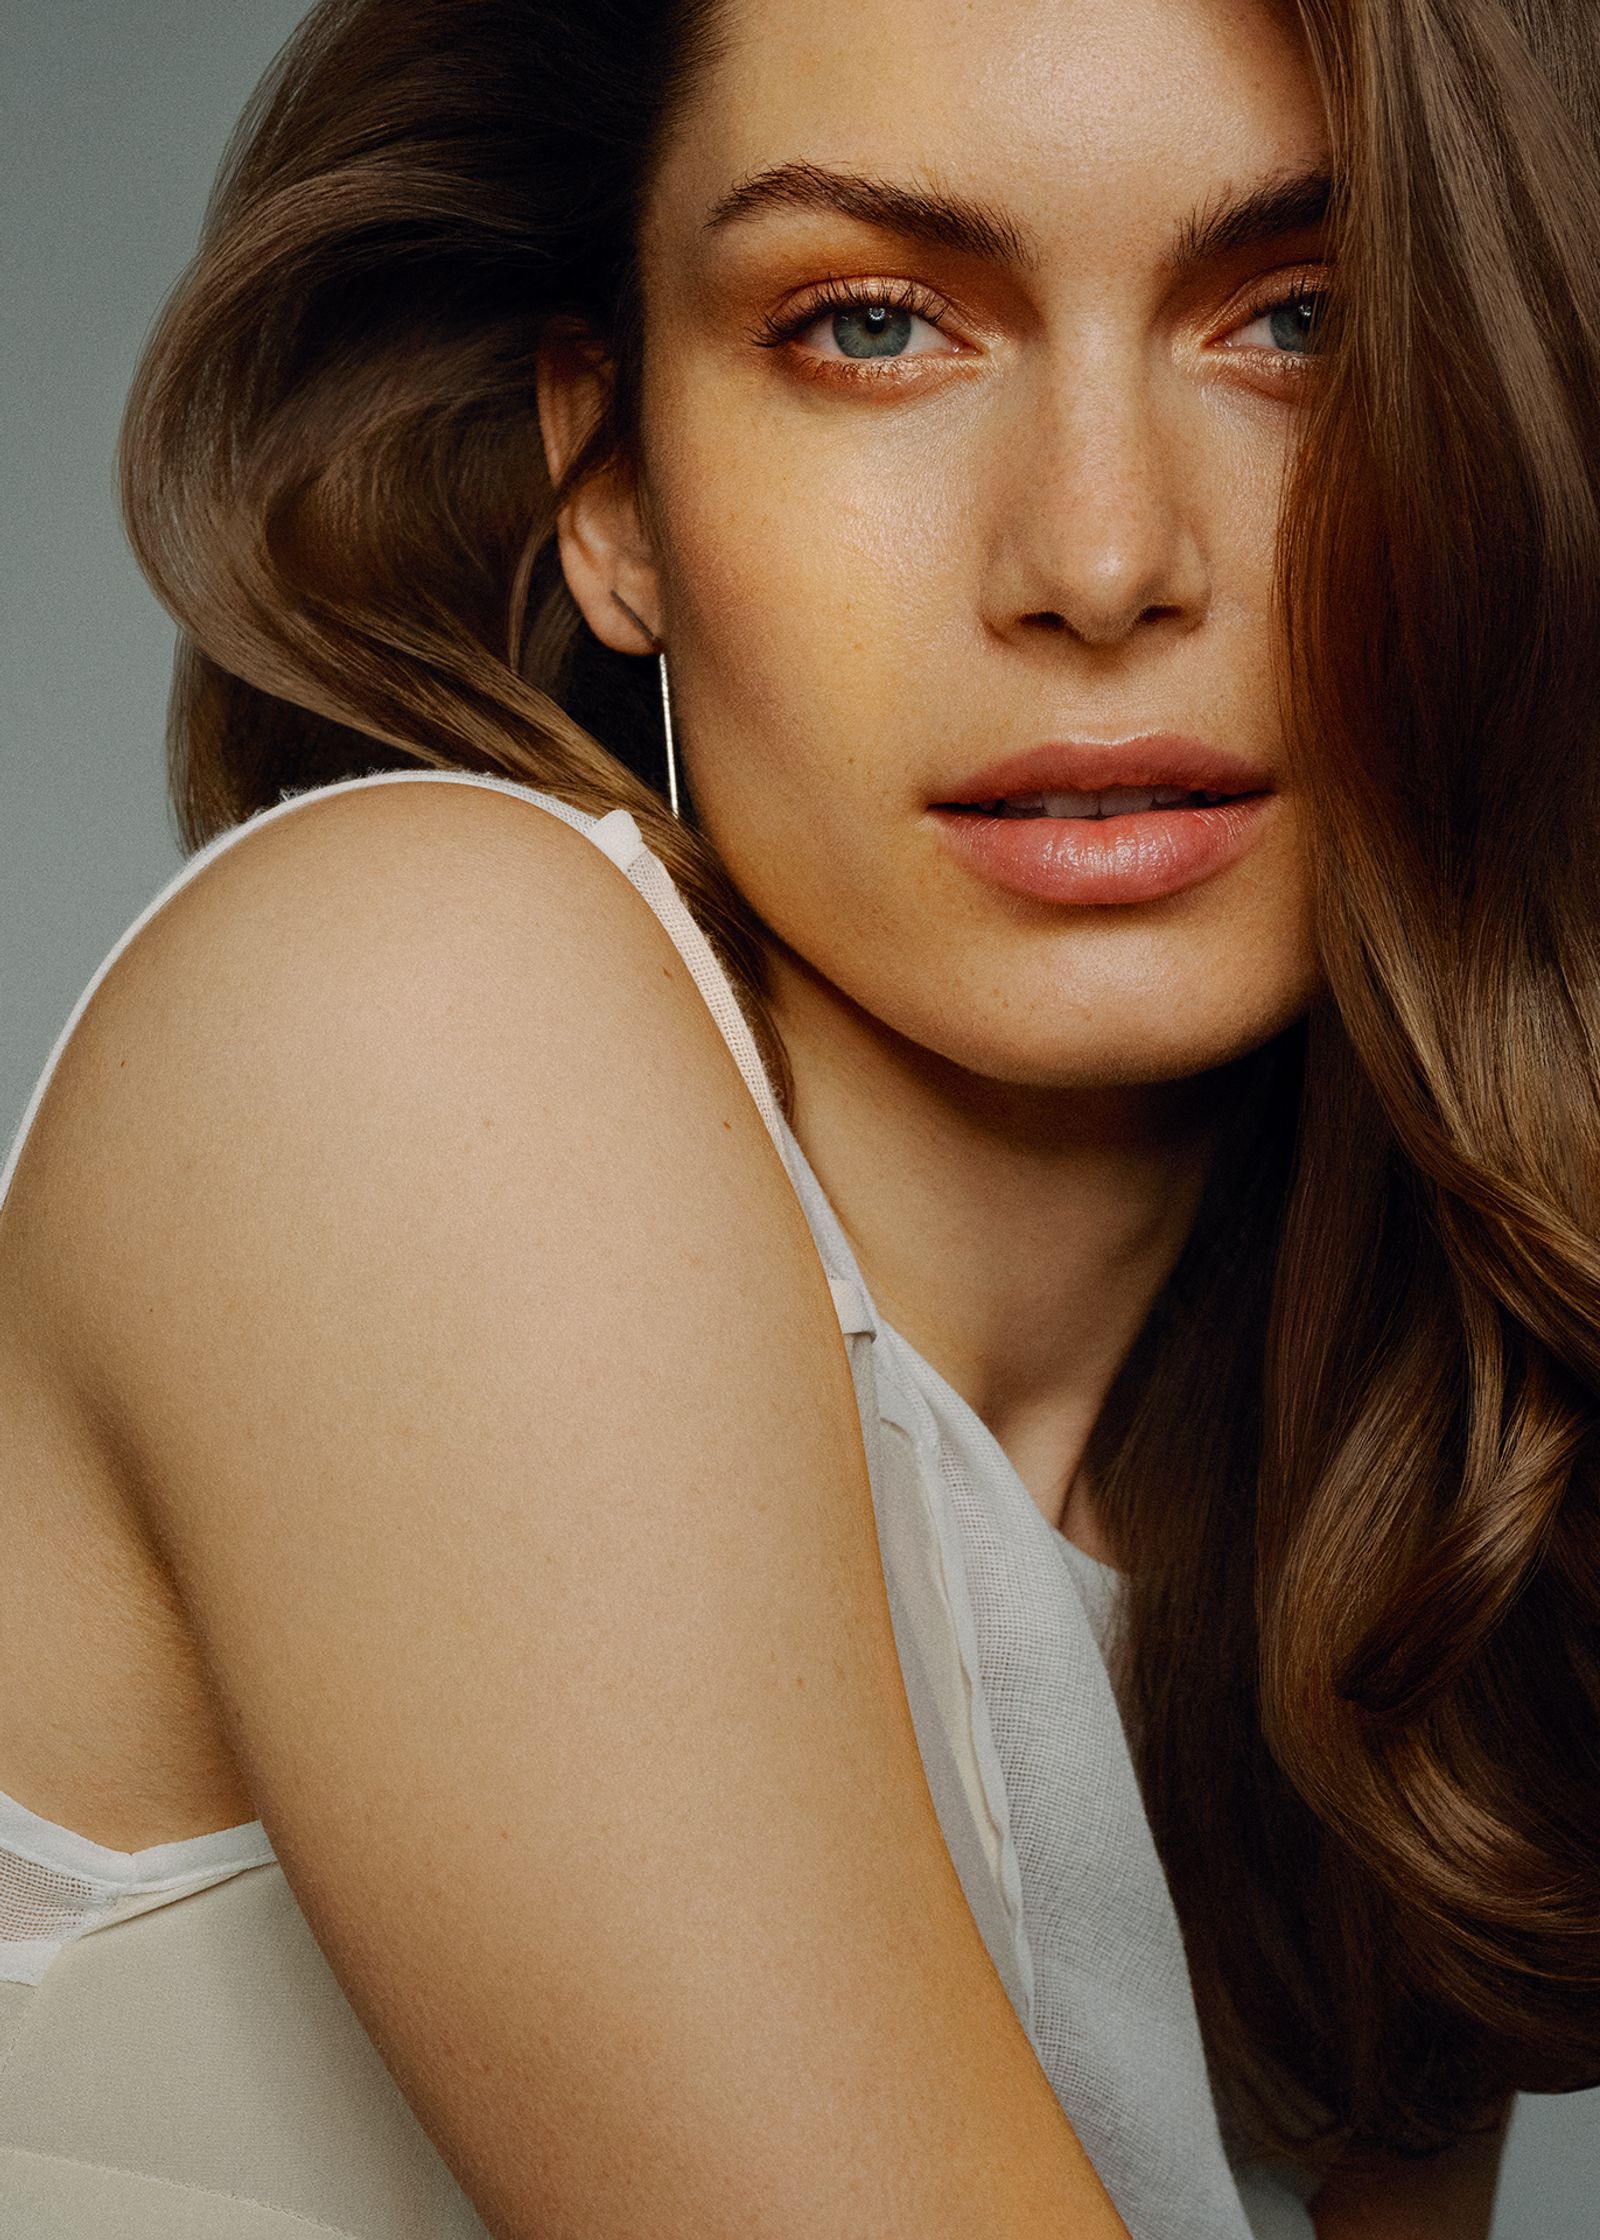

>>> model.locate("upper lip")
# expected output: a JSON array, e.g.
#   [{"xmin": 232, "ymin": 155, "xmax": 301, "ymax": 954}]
[{"xmin": 931, "ymin": 734, "xmax": 1275, "ymax": 805}]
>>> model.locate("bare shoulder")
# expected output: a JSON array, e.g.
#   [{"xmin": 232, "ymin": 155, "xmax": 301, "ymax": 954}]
[
  {"xmin": 18, "ymin": 774, "xmax": 799, "ymax": 1383},
  {"xmin": 52, "ymin": 773, "xmax": 718, "ymax": 1128}
]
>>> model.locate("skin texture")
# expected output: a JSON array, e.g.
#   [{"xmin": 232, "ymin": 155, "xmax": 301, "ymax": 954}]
[
  {"xmin": 543, "ymin": 0, "xmax": 1326, "ymax": 1562},
  {"xmin": 0, "ymin": 0, "xmax": 1509, "ymax": 2232},
  {"xmin": 539, "ymin": 0, "xmax": 1506, "ymax": 2227}
]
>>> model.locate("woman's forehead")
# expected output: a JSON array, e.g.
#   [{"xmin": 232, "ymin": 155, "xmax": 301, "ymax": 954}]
[{"xmin": 655, "ymin": 0, "xmax": 1328, "ymax": 269}]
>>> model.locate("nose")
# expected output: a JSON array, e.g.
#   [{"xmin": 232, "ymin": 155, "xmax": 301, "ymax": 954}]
[{"xmin": 982, "ymin": 338, "xmax": 1211, "ymax": 651}]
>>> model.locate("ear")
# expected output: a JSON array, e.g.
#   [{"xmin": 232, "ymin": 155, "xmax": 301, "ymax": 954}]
[{"xmin": 535, "ymin": 335, "xmax": 664, "ymax": 656}]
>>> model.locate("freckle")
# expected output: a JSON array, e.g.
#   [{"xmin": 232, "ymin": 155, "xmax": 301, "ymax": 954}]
[
  {"xmin": 481, "ymin": 1115, "xmax": 494, "ymax": 1131},
  {"xmin": 722, "ymin": 1119, "xmax": 732, "ymax": 1130},
  {"xmin": 795, "ymin": 1675, "xmax": 806, "ymax": 1689},
  {"xmin": 500, "ymin": 1827, "xmax": 510, "ymax": 1842},
  {"xmin": 660, "ymin": 965, "xmax": 674, "ymax": 979}
]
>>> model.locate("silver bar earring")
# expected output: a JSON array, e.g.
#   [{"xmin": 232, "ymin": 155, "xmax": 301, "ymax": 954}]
[
  {"xmin": 610, "ymin": 590, "xmax": 681, "ymax": 823},
  {"xmin": 657, "ymin": 650, "xmax": 680, "ymax": 822}
]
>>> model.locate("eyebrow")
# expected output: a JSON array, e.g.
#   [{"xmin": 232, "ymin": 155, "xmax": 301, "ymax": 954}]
[
  {"xmin": 700, "ymin": 158, "xmax": 1334, "ymax": 276},
  {"xmin": 1170, "ymin": 167, "xmax": 1334, "ymax": 272},
  {"xmin": 702, "ymin": 159, "xmax": 1033, "ymax": 266}
]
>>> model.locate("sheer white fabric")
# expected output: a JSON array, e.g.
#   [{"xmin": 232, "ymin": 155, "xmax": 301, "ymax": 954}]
[
  {"xmin": 0, "ymin": 768, "xmax": 1318, "ymax": 2237},
  {"xmin": 0, "ymin": 1790, "xmax": 274, "ymax": 1989}
]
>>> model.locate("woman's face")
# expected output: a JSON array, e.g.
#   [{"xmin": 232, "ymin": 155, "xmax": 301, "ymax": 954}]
[{"xmin": 555, "ymin": 0, "xmax": 1329, "ymax": 1090}]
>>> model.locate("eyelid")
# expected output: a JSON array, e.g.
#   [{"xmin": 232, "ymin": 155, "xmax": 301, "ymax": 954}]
[
  {"xmin": 1213, "ymin": 261, "xmax": 1333, "ymax": 349},
  {"xmin": 746, "ymin": 273, "xmax": 965, "ymax": 355}
]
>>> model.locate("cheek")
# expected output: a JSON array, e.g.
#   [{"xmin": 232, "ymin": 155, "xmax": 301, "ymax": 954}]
[{"xmin": 647, "ymin": 370, "xmax": 971, "ymax": 786}]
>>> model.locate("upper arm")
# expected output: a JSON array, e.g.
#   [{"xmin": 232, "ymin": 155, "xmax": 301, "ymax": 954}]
[{"xmin": 22, "ymin": 780, "xmax": 1125, "ymax": 2240}]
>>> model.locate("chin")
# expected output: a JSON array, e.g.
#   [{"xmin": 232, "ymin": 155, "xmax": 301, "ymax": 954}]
[{"xmin": 934, "ymin": 1000, "xmax": 1312, "ymax": 1095}]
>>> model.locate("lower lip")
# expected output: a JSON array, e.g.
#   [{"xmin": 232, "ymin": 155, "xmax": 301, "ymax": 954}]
[{"xmin": 927, "ymin": 795, "xmax": 1275, "ymax": 906}]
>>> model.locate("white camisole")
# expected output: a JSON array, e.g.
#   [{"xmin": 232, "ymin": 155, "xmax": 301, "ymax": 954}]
[{"xmin": 0, "ymin": 769, "xmax": 1318, "ymax": 2239}]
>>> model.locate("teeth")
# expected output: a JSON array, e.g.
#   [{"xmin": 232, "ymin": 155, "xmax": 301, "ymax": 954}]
[
  {"xmin": 991, "ymin": 790, "xmax": 1099, "ymax": 817},
  {"xmin": 984, "ymin": 787, "xmax": 1207, "ymax": 819}
]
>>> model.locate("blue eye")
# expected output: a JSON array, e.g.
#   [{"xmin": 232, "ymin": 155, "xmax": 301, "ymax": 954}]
[
  {"xmin": 829, "ymin": 302, "xmax": 918, "ymax": 358},
  {"xmin": 1232, "ymin": 287, "xmax": 1330, "ymax": 357},
  {"xmin": 754, "ymin": 279, "xmax": 959, "ymax": 363}
]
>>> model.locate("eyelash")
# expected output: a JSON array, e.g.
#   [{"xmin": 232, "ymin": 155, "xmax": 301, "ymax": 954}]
[
  {"xmin": 749, "ymin": 274, "xmax": 955, "ymax": 353},
  {"xmin": 749, "ymin": 269, "xmax": 1333, "ymax": 365}
]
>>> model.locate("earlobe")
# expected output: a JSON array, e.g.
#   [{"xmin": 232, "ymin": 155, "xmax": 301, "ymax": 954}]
[{"xmin": 535, "ymin": 339, "xmax": 663, "ymax": 658}]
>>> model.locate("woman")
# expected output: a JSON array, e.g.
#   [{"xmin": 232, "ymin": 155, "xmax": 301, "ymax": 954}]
[{"xmin": 1, "ymin": 0, "xmax": 1595, "ymax": 2232}]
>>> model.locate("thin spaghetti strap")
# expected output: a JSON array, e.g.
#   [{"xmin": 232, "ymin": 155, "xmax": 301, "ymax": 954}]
[{"xmin": 579, "ymin": 805, "xmax": 790, "ymax": 1155}]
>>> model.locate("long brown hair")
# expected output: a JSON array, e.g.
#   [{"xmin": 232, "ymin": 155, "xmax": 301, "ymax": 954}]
[{"xmin": 119, "ymin": 0, "xmax": 1600, "ymax": 2172}]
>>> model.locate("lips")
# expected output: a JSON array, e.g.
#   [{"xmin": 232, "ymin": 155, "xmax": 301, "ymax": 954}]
[
  {"xmin": 926, "ymin": 736, "xmax": 1277, "ymax": 907},
  {"xmin": 931, "ymin": 734, "xmax": 1274, "ymax": 807},
  {"xmin": 929, "ymin": 796, "xmax": 1275, "ymax": 906}
]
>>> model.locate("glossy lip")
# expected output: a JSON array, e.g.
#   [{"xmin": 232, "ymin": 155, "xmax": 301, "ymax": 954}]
[
  {"xmin": 930, "ymin": 732, "xmax": 1275, "ymax": 805},
  {"xmin": 928, "ymin": 793, "xmax": 1276, "ymax": 906}
]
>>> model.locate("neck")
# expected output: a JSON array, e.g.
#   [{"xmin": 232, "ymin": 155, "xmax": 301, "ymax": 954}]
[{"xmin": 766, "ymin": 945, "xmax": 1230, "ymax": 1563}]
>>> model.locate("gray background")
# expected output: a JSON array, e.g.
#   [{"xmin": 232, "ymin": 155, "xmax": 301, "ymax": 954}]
[{"xmin": 3, "ymin": 6, "xmax": 1597, "ymax": 2232}]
